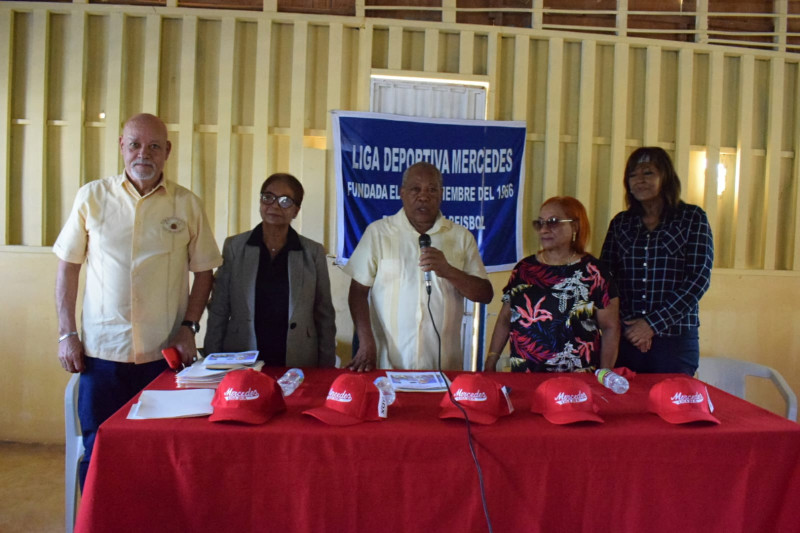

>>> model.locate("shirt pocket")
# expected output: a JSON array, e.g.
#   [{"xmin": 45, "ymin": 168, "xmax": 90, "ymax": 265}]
[
  {"xmin": 660, "ymin": 231, "xmax": 685, "ymax": 258},
  {"xmin": 155, "ymin": 216, "xmax": 190, "ymax": 255}
]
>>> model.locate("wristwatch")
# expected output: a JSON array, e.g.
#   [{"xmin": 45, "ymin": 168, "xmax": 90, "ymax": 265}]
[{"xmin": 181, "ymin": 320, "xmax": 201, "ymax": 335}]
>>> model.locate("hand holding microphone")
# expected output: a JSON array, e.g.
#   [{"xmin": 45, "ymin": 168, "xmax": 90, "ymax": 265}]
[{"xmin": 418, "ymin": 234, "xmax": 433, "ymax": 294}]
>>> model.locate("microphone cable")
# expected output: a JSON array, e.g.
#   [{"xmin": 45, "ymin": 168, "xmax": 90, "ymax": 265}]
[{"xmin": 426, "ymin": 289, "xmax": 494, "ymax": 533}]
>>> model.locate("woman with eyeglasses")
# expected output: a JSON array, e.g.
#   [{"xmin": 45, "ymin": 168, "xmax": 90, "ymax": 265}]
[
  {"xmin": 485, "ymin": 196, "xmax": 620, "ymax": 373},
  {"xmin": 600, "ymin": 147, "xmax": 713, "ymax": 375},
  {"xmin": 204, "ymin": 173, "xmax": 336, "ymax": 367}
]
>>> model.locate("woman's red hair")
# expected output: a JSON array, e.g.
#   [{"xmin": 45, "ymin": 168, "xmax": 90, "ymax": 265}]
[{"xmin": 540, "ymin": 196, "xmax": 590, "ymax": 254}]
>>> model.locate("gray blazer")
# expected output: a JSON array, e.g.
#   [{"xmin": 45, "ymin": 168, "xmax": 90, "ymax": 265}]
[{"xmin": 203, "ymin": 229, "xmax": 336, "ymax": 367}]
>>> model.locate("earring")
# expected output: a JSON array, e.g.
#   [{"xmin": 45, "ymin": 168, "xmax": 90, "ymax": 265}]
[{"xmin": 572, "ymin": 232, "xmax": 576, "ymax": 242}]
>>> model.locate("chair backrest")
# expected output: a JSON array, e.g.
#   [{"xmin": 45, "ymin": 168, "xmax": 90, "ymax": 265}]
[
  {"xmin": 65, "ymin": 374, "xmax": 84, "ymax": 533},
  {"xmin": 65, "ymin": 374, "xmax": 81, "ymax": 439},
  {"xmin": 696, "ymin": 356, "xmax": 798, "ymax": 422}
]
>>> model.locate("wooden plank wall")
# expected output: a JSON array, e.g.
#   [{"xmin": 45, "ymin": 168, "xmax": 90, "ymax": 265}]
[{"xmin": 1, "ymin": 2, "xmax": 799, "ymax": 272}]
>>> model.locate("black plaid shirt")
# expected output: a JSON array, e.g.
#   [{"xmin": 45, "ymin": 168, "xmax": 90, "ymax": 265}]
[{"xmin": 600, "ymin": 203, "xmax": 713, "ymax": 336}]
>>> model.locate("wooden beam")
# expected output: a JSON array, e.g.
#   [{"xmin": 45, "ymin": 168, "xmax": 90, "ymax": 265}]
[
  {"xmin": 424, "ymin": 28, "xmax": 438, "ymax": 73},
  {"xmin": 642, "ymin": 46, "xmax": 660, "ymax": 146},
  {"xmin": 575, "ymin": 40, "xmax": 596, "ymax": 212},
  {"xmin": 27, "ymin": 11, "xmax": 48, "ymax": 246},
  {"xmin": 704, "ymin": 50, "xmax": 723, "ymax": 265},
  {"xmin": 696, "ymin": 0, "xmax": 709, "ymax": 45},
  {"xmin": 63, "ymin": 10, "xmax": 86, "ymax": 223},
  {"xmin": 608, "ymin": 43, "xmax": 629, "ymax": 216},
  {"xmin": 793, "ymin": 64, "xmax": 800, "ymax": 270},
  {"xmin": 762, "ymin": 57, "xmax": 784, "ymax": 269},
  {"xmin": 387, "ymin": 26, "xmax": 402, "ymax": 71},
  {"xmin": 251, "ymin": 17, "xmax": 272, "ymax": 229},
  {"xmin": 0, "ymin": 10, "xmax": 12, "ymax": 244},
  {"xmin": 459, "ymin": 30, "xmax": 474, "ymax": 76},
  {"xmin": 324, "ymin": 22, "xmax": 344, "ymax": 248},
  {"xmin": 177, "ymin": 16, "xmax": 197, "ymax": 191},
  {"xmin": 616, "ymin": 0, "xmax": 628, "ymax": 38},
  {"xmin": 543, "ymin": 37, "xmax": 562, "ymax": 200},
  {"xmin": 774, "ymin": 0, "xmax": 787, "ymax": 53},
  {"xmin": 532, "ymin": 0, "xmax": 543, "ymax": 29},
  {"xmin": 442, "ymin": 0, "xmax": 456, "ymax": 24},
  {"xmin": 214, "ymin": 17, "xmax": 236, "ymax": 241},
  {"xmin": 673, "ymin": 48, "xmax": 692, "ymax": 191},
  {"xmin": 103, "ymin": 13, "xmax": 124, "ymax": 180},
  {"xmin": 356, "ymin": 23, "xmax": 372, "ymax": 110},
  {"xmin": 143, "ymin": 14, "xmax": 161, "ymax": 113},
  {"xmin": 485, "ymin": 30, "xmax": 500, "ymax": 120},
  {"xmin": 734, "ymin": 55, "xmax": 755, "ymax": 269},
  {"xmin": 289, "ymin": 21, "xmax": 309, "ymax": 233}
]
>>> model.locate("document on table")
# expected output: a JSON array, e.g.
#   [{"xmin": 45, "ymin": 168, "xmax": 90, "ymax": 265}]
[
  {"xmin": 127, "ymin": 389, "xmax": 215, "ymax": 419},
  {"xmin": 385, "ymin": 371, "xmax": 450, "ymax": 392},
  {"xmin": 175, "ymin": 359, "xmax": 264, "ymax": 389},
  {"xmin": 203, "ymin": 350, "xmax": 259, "ymax": 369}
]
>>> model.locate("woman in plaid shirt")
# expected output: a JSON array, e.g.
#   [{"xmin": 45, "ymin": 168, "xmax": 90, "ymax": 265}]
[{"xmin": 600, "ymin": 147, "xmax": 714, "ymax": 375}]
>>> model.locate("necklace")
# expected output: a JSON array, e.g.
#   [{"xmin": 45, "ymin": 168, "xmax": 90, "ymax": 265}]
[
  {"xmin": 264, "ymin": 242, "xmax": 283, "ymax": 254},
  {"xmin": 539, "ymin": 250, "xmax": 577, "ymax": 266},
  {"xmin": 262, "ymin": 224, "xmax": 287, "ymax": 254},
  {"xmin": 264, "ymin": 237, "xmax": 285, "ymax": 254}
]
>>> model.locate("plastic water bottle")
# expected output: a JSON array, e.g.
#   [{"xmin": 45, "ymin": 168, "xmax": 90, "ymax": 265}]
[
  {"xmin": 373, "ymin": 376, "xmax": 396, "ymax": 405},
  {"xmin": 277, "ymin": 368, "xmax": 304, "ymax": 397},
  {"xmin": 595, "ymin": 368, "xmax": 629, "ymax": 394}
]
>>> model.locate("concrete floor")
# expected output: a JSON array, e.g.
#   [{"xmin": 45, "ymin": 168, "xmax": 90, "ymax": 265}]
[{"xmin": 0, "ymin": 442, "xmax": 64, "ymax": 533}]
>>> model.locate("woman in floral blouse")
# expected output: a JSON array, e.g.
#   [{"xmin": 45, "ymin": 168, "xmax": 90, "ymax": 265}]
[{"xmin": 485, "ymin": 197, "xmax": 620, "ymax": 373}]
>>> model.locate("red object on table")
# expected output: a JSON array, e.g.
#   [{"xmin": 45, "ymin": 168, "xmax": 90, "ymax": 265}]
[{"xmin": 75, "ymin": 368, "xmax": 800, "ymax": 533}]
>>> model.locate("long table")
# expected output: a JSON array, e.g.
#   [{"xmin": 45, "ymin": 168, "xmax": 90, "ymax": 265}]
[{"xmin": 75, "ymin": 368, "xmax": 800, "ymax": 533}]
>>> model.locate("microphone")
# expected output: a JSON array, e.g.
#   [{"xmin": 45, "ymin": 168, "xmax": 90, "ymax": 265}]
[{"xmin": 418, "ymin": 234, "xmax": 432, "ymax": 294}]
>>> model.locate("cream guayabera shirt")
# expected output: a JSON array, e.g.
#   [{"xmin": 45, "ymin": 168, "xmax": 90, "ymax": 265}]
[
  {"xmin": 344, "ymin": 210, "xmax": 488, "ymax": 370},
  {"xmin": 53, "ymin": 174, "xmax": 222, "ymax": 364}
]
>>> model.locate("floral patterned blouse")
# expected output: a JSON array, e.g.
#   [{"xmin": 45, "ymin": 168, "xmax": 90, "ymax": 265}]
[{"xmin": 502, "ymin": 254, "xmax": 618, "ymax": 373}]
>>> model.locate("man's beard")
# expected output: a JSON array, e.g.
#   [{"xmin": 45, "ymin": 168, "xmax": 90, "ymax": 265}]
[{"xmin": 129, "ymin": 159, "xmax": 158, "ymax": 181}]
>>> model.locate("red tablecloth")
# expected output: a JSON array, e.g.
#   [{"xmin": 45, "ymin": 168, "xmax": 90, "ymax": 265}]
[{"xmin": 75, "ymin": 369, "xmax": 800, "ymax": 533}]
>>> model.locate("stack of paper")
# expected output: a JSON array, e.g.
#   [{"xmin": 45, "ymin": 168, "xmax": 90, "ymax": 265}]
[
  {"xmin": 128, "ymin": 390, "xmax": 214, "ymax": 420},
  {"xmin": 203, "ymin": 350, "xmax": 259, "ymax": 369},
  {"xmin": 175, "ymin": 352, "xmax": 264, "ymax": 389},
  {"xmin": 128, "ymin": 389, "xmax": 216, "ymax": 419}
]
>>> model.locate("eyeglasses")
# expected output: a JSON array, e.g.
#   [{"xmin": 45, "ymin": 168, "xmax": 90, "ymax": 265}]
[
  {"xmin": 260, "ymin": 193, "xmax": 296, "ymax": 209},
  {"xmin": 533, "ymin": 217, "xmax": 574, "ymax": 231}
]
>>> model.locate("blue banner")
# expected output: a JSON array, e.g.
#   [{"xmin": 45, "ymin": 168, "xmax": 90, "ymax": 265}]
[{"xmin": 332, "ymin": 111, "xmax": 526, "ymax": 272}]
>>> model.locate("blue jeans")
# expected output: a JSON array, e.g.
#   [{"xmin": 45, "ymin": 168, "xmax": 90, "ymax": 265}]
[
  {"xmin": 78, "ymin": 356, "xmax": 167, "ymax": 490},
  {"xmin": 615, "ymin": 327, "xmax": 699, "ymax": 376}
]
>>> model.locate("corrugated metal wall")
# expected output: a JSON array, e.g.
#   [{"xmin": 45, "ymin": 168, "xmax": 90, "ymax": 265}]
[{"xmin": 2, "ymin": 2, "xmax": 799, "ymax": 270}]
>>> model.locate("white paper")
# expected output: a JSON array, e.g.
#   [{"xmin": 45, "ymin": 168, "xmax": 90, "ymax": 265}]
[
  {"xmin": 175, "ymin": 359, "xmax": 264, "ymax": 389},
  {"xmin": 203, "ymin": 350, "xmax": 259, "ymax": 368},
  {"xmin": 385, "ymin": 371, "xmax": 451, "ymax": 392},
  {"xmin": 127, "ymin": 389, "xmax": 215, "ymax": 419},
  {"xmin": 177, "ymin": 361, "xmax": 229, "ymax": 379}
]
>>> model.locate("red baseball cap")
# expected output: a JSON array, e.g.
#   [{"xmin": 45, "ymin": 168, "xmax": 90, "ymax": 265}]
[
  {"xmin": 303, "ymin": 373, "xmax": 387, "ymax": 426},
  {"xmin": 439, "ymin": 374, "xmax": 514, "ymax": 424},
  {"xmin": 531, "ymin": 377, "xmax": 604, "ymax": 424},
  {"xmin": 209, "ymin": 369, "xmax": 286, "ymax": 424},
  {"xmin": 648, "ymin": 377, "xmax": 720, "ymax": 425}
]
